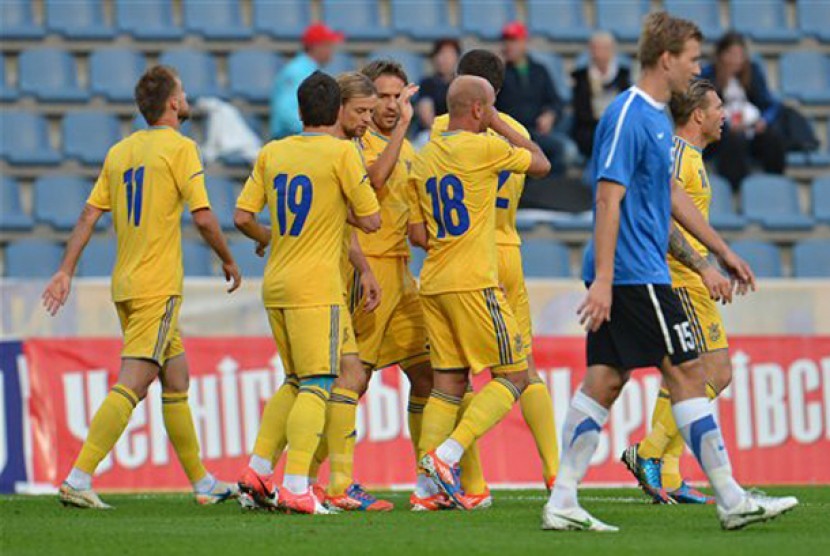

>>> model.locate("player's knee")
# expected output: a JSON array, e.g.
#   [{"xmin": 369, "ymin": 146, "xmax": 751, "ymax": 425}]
[
  {"xmin": 161, "ymin": 374, "xmax": 189, "ymax": 394},
  {"xmin": 496, "ymin": 370, "xmax": 530, "ymax": 394},
  {"xmin": 334, "ymin": 359, "xmax": 370, "ymax": 394},
  {"xmin": 403, "ymin": 361, "xmax": 433, "ymax": 397},
  {"xmin": 433, "ymin": 370, "xmax": 469, "ymax": 397}
]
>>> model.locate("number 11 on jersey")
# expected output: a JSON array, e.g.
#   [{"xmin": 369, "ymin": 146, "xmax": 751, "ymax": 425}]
[{"xmin": 124, "ymin": 166, "xmax": 145, "ymax": 226}]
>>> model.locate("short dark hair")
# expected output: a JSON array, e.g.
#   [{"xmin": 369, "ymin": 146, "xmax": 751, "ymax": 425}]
[
  {"xmin": 638, "ymin": 11, "xmax": 703, "ymax": 69},
  {"xmin": 670, "ymin": 79, "xmax": 717, "ymax": 126},
  {"xmin": 456, "ymin": 49, "xmax": 505, "ymax": 93},
  {"xmin": 361, "ymin": 59, "xmax": 409, "ymax": 85},
  {"xmin": 297, "ymin": 71, "xmax": 341, "ymax": 127},
  {"xmin": 135, "ymin": 65, "xmax": 179, "ymax": 125},
  {"xmin": 431, "ymin": 38, "xmax": 461, "ymax": 58}
]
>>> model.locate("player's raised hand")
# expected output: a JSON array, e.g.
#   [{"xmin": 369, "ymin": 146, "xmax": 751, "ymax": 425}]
[
  {"xmin": 578, "ymin": 280, "xmax": 612, "ymax": 333},
  {"xmin": 223, "ymin": 261, "xmax": 242, "ymax": 293},
  {"xmin": 398, "ymin": 84, "xmax": 419, "ymax": 125},
  {"xmin": 42, "ymin": 270, "xmax": 72, "ymax": 316},
  {"xmin": 359, "ymin": 270, "xmax": 382, "ymax": 313},
  {"xmin": 700, "ymin": 266, "xmax": 733, "ymax": 304},
  {"xmin": 718, "ymin": 249, "xmax": 757, "ymax": 295}
]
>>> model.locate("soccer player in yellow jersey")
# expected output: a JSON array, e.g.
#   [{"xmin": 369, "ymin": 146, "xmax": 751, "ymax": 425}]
[
  {"xmin": 622, "ymin": 80, "xmax": 743, "ymax": 504},
  {"xmin": 233, "ymin": 72, "xmax": 380, "ymax": 515},
  {"xmin": 42, "ymin": 66, "xmax": 242, "ymax": 509},
  {"xmin": 424, "ymin": 49, "xmax": 560, "ymax": 500},
  {"xmin": 412, "ymin": 76, "xmax": 550, "ymax": 509}
]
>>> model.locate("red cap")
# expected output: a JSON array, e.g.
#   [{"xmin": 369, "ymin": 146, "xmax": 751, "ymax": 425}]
[
  {"xmin": 501, "ymin": 21, "xmax": 528, "ymax": 40},
  {"xmin": 302, "ymin": 22, "xmax": 344, "ymax": 46}
]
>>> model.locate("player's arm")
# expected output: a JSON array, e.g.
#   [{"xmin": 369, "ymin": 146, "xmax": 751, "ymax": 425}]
[
  {"xmin": 668, "ymin": 223, "xmax": 733, "ymax": 303},
  {"xmin": 193, "ymin": 209, "xmax": 241, "ymax": 293},
  {"xmin": 233, "ymin": 209, "xmax": 271, "ymax": 256},
  {"xmin": 405, "ymin": 175, "xmax": 428, "ymax": 250},
  {"xmin": 42, "ymin": 203, "xmax": 105, "ymax": 316},
  {"xmin": 408, "ymin": 222, "xmax": 428, "ymax": 251},
  {"xmin": 488, "ymin": 109, "xmax": 550, "ymax": 178},
  {"xmin": 348, "ymin": 232, "xmax": 381, "ymax": 312},
  {"xmin": 341, "ymin": 144, "xmax": 382, "ymax": 233},
  {"xmin": 366, "ymin": 84, "xmax": 419, "ymax": 190}
]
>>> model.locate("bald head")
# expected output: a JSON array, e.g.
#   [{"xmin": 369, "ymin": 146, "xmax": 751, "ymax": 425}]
[{"xmin": 446, "ymin": 75, "xmax": 495, "ymax": 132}]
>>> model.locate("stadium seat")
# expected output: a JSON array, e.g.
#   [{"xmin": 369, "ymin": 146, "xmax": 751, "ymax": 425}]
[
  {"xmin": 19, "ymin": 49, "xmax": 87, "ymax": 102},
  {"xmin": 730, "ymin": 0, "xmax": 800, "ymax": 43},
  {"xmin": 664, "ymin": 0, "xmax": 723, "ymax": 39},
  {"xmin": 183, "ymin": 0, "xmax": 252, "ymax": 40},
  {"xmin": 322, "ymin": 51, "xmax": 358, "ymax": 75},
  {"xmin": 45, "ymin": 0, "xmax": 114, "ymax": 40},
  {"xmin": 792, "ymin": 238, "xmax": 830, "ymax": 278},
  {"xmin": 252, "ymin": 0, "xmax": 311, "ymax": 39},
  {"xmin": 62, "ymin": 112, "xmax": 121, "ymax": 166},
  {"xmin": 779, "ymin": 51, "xmax": 830, "ymax": 105},
  {"xmin": 709, "ymin": 174, "xmax": 747, "ymax": 230},
  {"xmin": 0, "ymin": 61, "xmax": 18, "ymax": 102},
  {"xmin": 115, "ymin": 0, "xmax": 183, "ymax": 40},
  {"xmin": 729, "ymin": 240, "xmax": 782, "ymax": 278},
  {"xmin": 812, "ymin": 175, "xmax": 830, "ymax": 224},
  {"xmin": 322, "ymin": 0, "xmax": 391, "ymax": 41},
  {"xmin": 521, "ymin": 239, "xmax": 572, "ymax": 278},
  {"xmin": 229, "ymin": 240, "xmax": 267, "ymax": 277},
  {"xmin": 182, "ymin": 239, "xmax": 214, "ymax": 276},
  {"xmin": 530, "ymin": 51, "xmax": 572, "ymax": 105},
  {"xmin": 390, "ymin": 0, "xmax": 457, "ymax": 41},
  {"xmin": 798, "ymin": 0, "xmax": 830, "ymax": 43},
  {"xmin": 742, "ymin": 174, "xmax": 814, "ymax": 230},
  {"xmin": 228, "ymin": 50, "xmax": 284, "ymax": 104},
  {"xmin": 527, "ymin": 0, "xmax": 591, "ymax": 42},
  {"xmin": 34, "ymin": 176, "xmax": 100, "ymax": 231},
  {"xmin": 4, "ymin": 239, "xmax": 64, "ymax": 278},
  {"xmin": 158, "ymin": 50, "xmax": 224, "ymax": 99},
  {"xmin": 78, "ymin": 236, "xmax": 116, "ymax": 277},
  {"xmin": 596, "ymin": 0, "xmax": 650, "ymax": 42},
  {"xmin": 203, "ymin": 177, "xmax": 238, "ymax": 231},
  {"xmin": 0, "ymin": 0, "xmax": 44, "ymax": 39},
  {"xmin": 458, "ymin": 0, "xmax": 516, "ymax": 41},
  {"xmin": 90, "ymin": 48, "xmax": 146, "ymax": 103},
  {"xmin": 0, "ymin": 112, "xmax": 62, "ymax": 166},
  {"xmin": 408, "ymin": 246, "xmax": 426, "ymax": 277},
  {"xmin": 0, "ymin": 177, "xmax": 34, "ymax": 231},
  {"xmin": 366, "ymin": 50, "xmax": 425, "ymax": 85}
]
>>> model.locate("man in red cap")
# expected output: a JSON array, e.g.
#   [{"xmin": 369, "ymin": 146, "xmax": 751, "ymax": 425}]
[{"xmin": 270, "ymin": 23, "xmax": 344, "ymax": 138}]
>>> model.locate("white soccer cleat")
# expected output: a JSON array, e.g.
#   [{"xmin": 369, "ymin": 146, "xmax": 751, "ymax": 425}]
[
  {"xmin": 718, "ymin": 492, "xmax": 799, "ymax": 530},
  {"xmin": 59, "ymin": 482, "xmax": 113, "ymax": 510},
  {"xmin": 194, "ymin": 479, "xmax": 239, "ymax": 505},
  {"xmin": 541, "ymin": 503, "xmax": 619, "ymax": 532}
]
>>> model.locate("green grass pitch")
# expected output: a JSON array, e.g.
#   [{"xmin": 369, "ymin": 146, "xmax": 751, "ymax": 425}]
[{"xmin": 2, "ymin": 487, "xmax": 828, "ymax": 555}]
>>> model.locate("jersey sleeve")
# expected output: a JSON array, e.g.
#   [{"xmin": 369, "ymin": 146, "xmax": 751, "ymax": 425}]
[
  {"xmin": 485, "ymin": 135, "xmax": 532, "ymax": 175},
  {"xmin": 87, "ymin": 154, "xmax": 112, "ymax": 210},
  {"xmin": 339, "ymin": 142, "xmax": 379, "ymax": 217},
  {"xmin": 177, "ymin": 142, "xmax": 211, "ymax": 211},
  {"xmin": 236, "ymin": 149, "xmax": 268, "ymax": 214},
  {"xmin": 595, "ymin": 116, "xmax": 639, "ymax": 188},
  {"xmin": 406, "ymin": 175, "xmax": 425, "ymax": 224}
]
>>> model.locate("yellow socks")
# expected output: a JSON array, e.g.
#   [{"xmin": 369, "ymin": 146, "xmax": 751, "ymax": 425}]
[
  {"xmin": 407, "ymin": 395, "xmax": 427, "ymax": 463},
  {"xmin": 162, "ymin": 392, "xmax": 207, "ymax": 484},
  {"xmin": 284, "ymin": 384, "xmax": 330, "ymax": 480},
  {"xmin": 520, "ymin": 379, "xmax": 559, "ymax": 484},
  {"xmin": 418, "ymin": 391, "xmax": 461, "ymax": 459},
  {"xmin": 309, "ymin": 434, "xmax": 329, "ymax": 484},
  {"xmin": 326, "ymin": 387, "xmax": 359, "ymax": 496},
  {"xmin": 458, "ymin": 391, "xmax": 488, "ymax": 496},
  {"xmin": 450, "ymin": 378, "xmax": 519, "ymax": 450},
  {"xmin": 251, "ymin": 378, "xmax": 298, "ymax": 465},
  {"xmin": 638, "ymin": 388, "xmax": 675, "ymax": 460},
  {"xmin": 74, "ymin": 384, "xmax": 138, "ymax": 475}
]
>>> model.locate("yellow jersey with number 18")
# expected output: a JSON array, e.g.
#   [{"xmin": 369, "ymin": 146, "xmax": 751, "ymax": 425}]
[
  {"xmin": 87, "ymin": 127, "xmax": 210, "ymax": 302},
  {"xmin": 413, "ymin": 131, "xmax": 532, "ymax": 295},
  {"xmin": 236, "ymin": 133, "xmax": 379, "ymax": 308}
]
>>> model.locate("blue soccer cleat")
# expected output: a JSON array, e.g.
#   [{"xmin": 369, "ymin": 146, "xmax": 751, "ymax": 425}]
[
  {"xmin": 420, "ymin": 450, "xmax": 470, "ymax": 510},
  {"xmin": 668, "ymin": 482, "xmax": 715, "ymax": 504},
  {"xmin": 620, "ymin": 444, "xmax": 673, "ymax": 504}
]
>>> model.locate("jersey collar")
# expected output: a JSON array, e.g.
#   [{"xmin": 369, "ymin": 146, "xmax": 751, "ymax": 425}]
[
  {"xmin": 674, "ymin": 135, "xmax": 703, "ymax": 154},
  {"xmin": 630, "ymin": 85, "xmax": 666, "ymax": 110},
  {"xmin": 368, "ymin": 129, "xmax": 390, "ymax": 143}
]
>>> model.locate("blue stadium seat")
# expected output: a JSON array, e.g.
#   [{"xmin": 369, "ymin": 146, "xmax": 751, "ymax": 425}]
[
  {"xmin": 408, "ymin": 246, "xmax": 426, "ymax": 277},
  {"xmin": 229, "ymin": 240, "xmax": 267, "ymax": 277},
  {"xmin": 182, "ymin": 239, "xmax": 213, "ymax": 276},
  {"xmin": 798, "ymin": 0, "xmax": 830, "ymax": 43},
  {"xmin": 459, "ymin": 0, "xmax": 516, "ymax": 41},
  {"xmin": 792, "ymin": 238, "xmax": 830, "ymax": 278},
  {"xmin": 45, "ymin": 0, "xmax": 114, "ymax": 40},
  {"xmin": 322, "ymin": 0, "xmax": 391, "ymax": 41},
  {"xmin": 34, "ymin": 176, "xmax": 98, "ymax": 231},
  {"xmin": 709, "ymin": 174, "xmax": 747, "ymax": 230},
  {"xmin": 0, "ymin": 112, "xmax": 61, "ymax": 166},
  {"xmin": 779, "ymin": 51, "xmax": 830, "ymax": 105},
  {"xmin": 204, "ymin": 177, "xmax": 237, "ymax": 231},
  {"xmin": 322, "ymin": 51, "xmax": 358, "ymax": 75},
  {"xmin": 729, "ymin": 240, "xmax": 782, "ymax": 278},
  {"xmin": 596, "ymin": 0, "xmax": 650, "ymax": 42},
  {"xmin": 19, "ymin": 49, "xmax": 87, "ymax": 102},
  {"xmin": 228, "ymin": 50, "xmax": 284, "ymax": 104},
  {"xmin": 731, "ymin": 0, "xmax": 800, "ymax": 43},
  {"xmin": 0, "ymin": 0, "xmax": 44, "ymax": 39},
  {"xmin": 521, "ymin": 239, "xmax": 572, "ymax": 277},
  {"xmin": 115, "ymin": 0, "xmax": 183, "ymax": 40},
  {"xmin": 527, "ymin": 0, "xmax": 591, "ymax": 42},
  {"xmin": 183, "ymin": 0, "xmax": 252, "ymax": 40},
  {"xmin": 530, "ymin": 51, "xmax": 572, "ymax": 104},
  {"xmin": 367, "ymin": 50, "xmax": 425, "ymax": 84},
  {"xmin": 665, "ymin": 0, "xmax": 723, "ymax": 39},
  {"xmin": 0, "ymin": 177, "xmax": 34, "ymax": 231},
  {"xmin": 252, "ymin": 0, "xmax": 311, "ymax": 39},
  {"xmin": 812, "ymin": 175, "xmax": 830, "ymax": 224},
  {"xmin": 158, "ymin": 50, "xmax": 224, "ymax": 99},
  {"xmin": 63, "ymin": 112, "xmax": 121, "ymax": 166},
  {"xmin": 5, "ymin": 240, "xmax": 64, "ymax": 278},
  {"xmin": 0, "ymin": 61, "xmax": 18, "ymax": 102},
  {"xmin": 390, "ymin": 0, "xmax": 457, "ymax": 41},
  {"xmin": 742, "ymin": 174, "xmax": 814, "ymax": 230},
  {"xmin": 90, "ymin": 48, "xmax": 145, "ymax": 103},
  {"xmin": 78, "ymin": 236, "xmax": 116, "ymax": 277}
]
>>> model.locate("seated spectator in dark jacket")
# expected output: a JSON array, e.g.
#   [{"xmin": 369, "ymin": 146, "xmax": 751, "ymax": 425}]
[
  {"xmin": 571, "ymin": 32, "xmax": 631, "ymax": 158},
  {"xmin": 415, "ymin": 38, "xmax": 461, "ymax": 135},
  {"xmin": 496, "ymin": 22, "xmax": 567, "ymax": 176},
  {"xmin": 701, "ymin": 32, "xmax": 786, "ymax": 190}
]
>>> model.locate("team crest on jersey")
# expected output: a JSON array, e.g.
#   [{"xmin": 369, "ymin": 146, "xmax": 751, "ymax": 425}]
[
  {"xmin": 708, "ymin": 323, "xmax": 721, "ymax": 343},
  {"xmin": 514, "ymin": 334, "xmax": 523, "ymax": 354},
  {"xmin": 343, "ymin": 327, "xmax": 351, "ymax": 345},
  {"xmin": 404, "ymin": 159, "xmax": 412, "ymax": 174}
]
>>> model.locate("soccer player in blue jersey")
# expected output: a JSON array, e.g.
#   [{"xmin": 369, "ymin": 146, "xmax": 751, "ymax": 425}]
[{"xmin": 542, "ymin": 12, "xmax": 798, "ymax": 532}]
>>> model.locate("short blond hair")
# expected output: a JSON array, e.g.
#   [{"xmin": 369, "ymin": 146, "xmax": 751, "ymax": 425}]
[
  {"xmin": 336, "ymin": 71, "xmax": 376, "ymax": 103},
  {"xmin": 638, "ymin": 11, "xmax": 703, "ymax": 69},
  {"xmin": 670, "ymin": 79, "xmax": 717, "ymax": 126}
]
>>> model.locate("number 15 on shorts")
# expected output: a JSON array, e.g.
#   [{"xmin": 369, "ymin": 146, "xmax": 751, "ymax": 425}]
[{"xmin": 673, "ymin": 322, "xmax": 696, "ymax": 352}]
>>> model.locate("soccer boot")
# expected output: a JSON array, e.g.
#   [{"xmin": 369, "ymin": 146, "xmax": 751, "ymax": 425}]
[
  {"xmin": 195, "ymin": 478, "xmax": 239, "ymax": 505},
  {"xmin": 237, "ymin": 466, "xmax": 279, "ymax": 510},
  {"xmin": 541, "ymin": 503, "xmax": 619, "ymax": 532},
  {"xmin": 620, "ymin": 444, "xmax": 673, "ymax": 504},
  {"xmin": 545, "ymin": 476, "xmax": 556, "ymax": 494},
  {"xmin": 326, "ymin": 483, "xmax": 394, "ymax": 512},
  {"xmin": 281, "ymin": 488, "xmax": 333, "ymax": 515},
  {"xmin": 667, "ymin": 482, "xmax": 715, "ymax": 504},
  {"xmin": 719, "ymin": 492, "xmax": 798, "ymax": 530},
  {"xmin": 457, "ymin": 487, "xmax": 493, "ymax": 510},
  {"xmin": 420, "ymin": 450, "xmax": 470, "ymax": 510},
  {"xmin": 410, "ymin": 492, "xmax": 454, "ymax": 511},
  {"xmin": 58, "ymin": 482, "xmax": 113, "ymax": 510}
]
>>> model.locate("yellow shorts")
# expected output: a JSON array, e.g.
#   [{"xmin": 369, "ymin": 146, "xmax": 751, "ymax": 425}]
[
  {"xmin": 266, "ymin": 304, "xmax": 357, "ymax": 379},
  {"xmin": 421, "ymin": 287, "xmax": 527, "ymax": 374},
  {"xmin": 497, "ymin": 244, "xmax": 533, "ymax": 352},
  {"xmin": 116, "ymin": 295, "xmax": 184, "ymax": 366},
  {"xmin": 348, "ymin": 256, "xmax": 430, "ymax": 370},
  {"xmin": 673, "ymin": 282, "xmax": 729, "ymax": 353}
]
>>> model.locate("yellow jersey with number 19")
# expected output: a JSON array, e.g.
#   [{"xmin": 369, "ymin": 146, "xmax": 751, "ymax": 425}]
[
  {"xmin": 87, "ymin": 127, "xmax": 210, "ymax": 302},
  {"xmin": 236, "ymin": 133, "xmax": 379, "ymax": 308},
  {"xmin": 413, "ymin": 131, "xmax": 532, "ymax": 295}
]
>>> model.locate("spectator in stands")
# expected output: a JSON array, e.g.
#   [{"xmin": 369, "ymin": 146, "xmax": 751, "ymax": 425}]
[
  {"xmin": 701, "ymin": 32, "xmax": 786, "ymax": 190},
  {"xmin": 571, "ymin": 31, "xmax": 631, "ymax": 159},
  {"xmin": 496, "ymin": 21, "xmax": 567, "ymax": 176},
  {"xmin": 270, "ymin": 23, "xmax": 343, "ymax": 138},
  {"xmin": 415, "ymin": 38, "xmax": 461, "ymax": 134}
]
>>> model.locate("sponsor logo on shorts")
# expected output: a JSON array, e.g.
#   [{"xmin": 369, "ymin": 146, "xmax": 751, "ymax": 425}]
[
  {"xmin": 514, "ymin": 334, "xmax": 523, "ymax": 354},
  {"xmin": 709, "ymin": 323, "xmax": 722, "ymax": 343}
]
